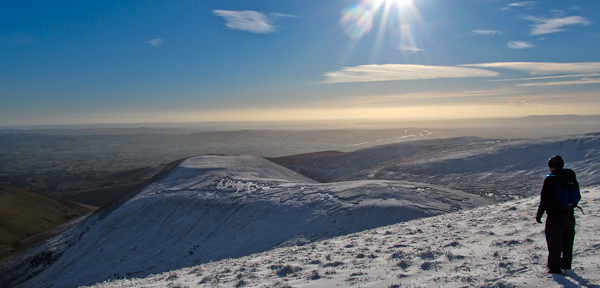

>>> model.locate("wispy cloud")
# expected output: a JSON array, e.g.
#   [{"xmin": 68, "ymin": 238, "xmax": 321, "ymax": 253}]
[
  {"xmin": 507, "ymin": 41, "xmax": 534, "ymax": 49},
  {"xmin": 462, "ymin": 62, "xmax": 600, "ymax": 75},
  {"xmin": 322, "ymin": 64, "xmax": 499, "ymax": 84},
  {"xmin": 516, "ymin": 78, "xmax": 600, "ymax": 87},
  {"xmin": 213, "ymin": 10, "xmax": 275, "ymax": 34},
  {"xmin": 148, "ymin": 39, "xmax": 164, "ymax": 47},
  {"xmin": 502, "ymin": 1, "xmax": 536, "ymax": 10},
  {"xmin": 473, "ymin": 29, "xmax": 502, "ymax": 36},
  {"xmin": 508, "ymin": 1, "xmax": 537, "ymax": 8},
  {"xmin": 524, "ymin": 15, "xmax": 590, "ymax": 35},
  {"xmin": 398, "ymin": 44, "xmax": 424, "ymax": 53},
  {"xmin": 270, "ymin": 13, "xmax": 297, "ymax": 18},
  {"xmin": 489, "ymin": 73, "xmax": 600, "ymax": 82}
]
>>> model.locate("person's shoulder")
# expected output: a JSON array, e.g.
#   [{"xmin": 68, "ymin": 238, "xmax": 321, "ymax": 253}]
[
  {"xmin": 560, "ymin": 168, "xmax": 577, "ymax": 178},
  {"xmin": 543, "ymin": 174, "xmax": 557, "ymax": 185}
]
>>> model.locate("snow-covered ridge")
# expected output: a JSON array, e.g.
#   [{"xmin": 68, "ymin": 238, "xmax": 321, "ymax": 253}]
[
  {"xmin": 3, "ymin": 155, "xmax": 491, "ymax": 288},
  {"xmin": 85, "ymin": 186, "xmax": 600, "ymax": 288},
  {"xmin": 276, "ymin": 133, "xmax": 600, "ymax": 199}
]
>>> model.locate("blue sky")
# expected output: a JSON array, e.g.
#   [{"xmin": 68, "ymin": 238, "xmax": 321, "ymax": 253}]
[{"xmin": 1, "ymin": 0, "xmax": 599, "ymax": 126}]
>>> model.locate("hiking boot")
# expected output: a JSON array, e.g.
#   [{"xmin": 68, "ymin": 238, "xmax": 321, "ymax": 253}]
[{"xmin": 561, "ymin": 269, "xmax": 574, "ymax": 276}]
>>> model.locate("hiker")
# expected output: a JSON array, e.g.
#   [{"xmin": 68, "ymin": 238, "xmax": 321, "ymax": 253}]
[{"xmin": 536, "ymin": 155, "xmax": 579, "ymax": 275}]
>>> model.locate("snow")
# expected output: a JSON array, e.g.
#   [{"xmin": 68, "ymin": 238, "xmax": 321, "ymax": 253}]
[
  {"xmin": 3, "ymin": 155, "xmax": 490, "ymax": 288},
  {"xmin": 84, "ymin": 187, "xmax": 600, "ymax": 288},
  {"xmin": 3, "ymin": 134, "xmax": 600, "ymax": 288},
  {"xmin": 280, "ymin": 134, "xmax": 600, "ymax": 200}
]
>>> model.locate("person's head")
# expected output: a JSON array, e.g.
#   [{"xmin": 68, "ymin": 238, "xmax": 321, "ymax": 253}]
[{"xmin": 548, "ymin": 155, "xmax": 564, "ymax": 172}]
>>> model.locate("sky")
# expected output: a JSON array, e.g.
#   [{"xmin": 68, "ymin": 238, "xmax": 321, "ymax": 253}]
[{"xmin": 1, "ymin": 0, "xmax": 600, "ymax": 126}]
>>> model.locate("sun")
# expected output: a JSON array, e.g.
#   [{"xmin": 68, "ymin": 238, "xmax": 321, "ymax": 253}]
[{"xmin": 369, "ymin": 0, "xmax": 413, "ymax": 10}]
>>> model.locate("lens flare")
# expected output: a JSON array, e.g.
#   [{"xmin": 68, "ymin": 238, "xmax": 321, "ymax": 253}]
[{"xmin": 339, "ymin": 5, "xmax": 373, "ymax": 39}]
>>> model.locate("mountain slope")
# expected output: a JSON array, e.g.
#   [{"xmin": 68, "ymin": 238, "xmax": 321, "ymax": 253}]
[
  {"xmin": 0, "ymin": 185, "xmax": 96, "ymax": 264},
  {"xmin": 5, "ymin": 133, "xmax": 600, "ymax": 288},
  {"xmin": 274, "ymin": 133, "xmax": 600, "ymax": 200},
  {"xmin": 84, "ymin": 186, "xmax": 600, "ymax": 288},
  {"xmin": 2, "ymin": 155, "xmax": 491, "ymax": 288}
]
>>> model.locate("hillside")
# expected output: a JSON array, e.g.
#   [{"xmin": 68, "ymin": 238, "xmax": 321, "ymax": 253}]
[
  {"xmin": 0, "ymin": 185, "xmax": 96, "ymax": 264},
  {"xmin": 2, "ymin": 133, "xmax": 600, "ymax": 288},
  {"xmin": 1, "ymin": 155, "xmax": 491, "ymax": 288},
  {"xmin": 272, "ymin": 133, "xmax": 600, "ymax": 200},
  {"xmin": 84, "ymin": 186, "xmax": 600, "ymax": 288}
]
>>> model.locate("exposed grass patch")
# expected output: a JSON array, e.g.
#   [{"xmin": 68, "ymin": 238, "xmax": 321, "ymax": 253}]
[{"xmin": 0, "ymin": 185, "xmax": 95, "ymax": 264}]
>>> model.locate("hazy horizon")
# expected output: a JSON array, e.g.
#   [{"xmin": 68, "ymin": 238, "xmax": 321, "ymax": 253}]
[{"xmin": 3, "ymin": 113, "xmax": 600, "ymax": 132}]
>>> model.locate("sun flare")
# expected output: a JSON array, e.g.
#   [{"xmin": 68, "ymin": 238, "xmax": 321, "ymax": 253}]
[{"xmin": 369, "ymin": 0, "xmax": 413, "ymax": 9}]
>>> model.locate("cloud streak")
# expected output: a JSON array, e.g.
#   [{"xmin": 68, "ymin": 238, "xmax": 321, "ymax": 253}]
[
  {"xmin": 489, "ymin": 74, "xmax": 600, "ymax": 83},
  {"xmin": 322, "ymin": 64, "xmax": 499, "ymax": 84},
  {"xmin": 502, "ymin": 1, "xmax": 536, "ymax": 11},
  {"xmin": 473, "ymin": 29, "xmax": 502, "ymax": 35},
  {"xmin": 462, "ymin": 62, "xmax": 600, "ymax": 75},
  {"xmin": 507, "ymin": 41, "xmax": 533, "ymax": 49},
  {"xmin": 270, "ymin": 13, "xmax": 297, "ymax": 18},
  {"xmin": 524, "ymin": 15, "xmax": 590, "ymax": 35},
  {"xmin": 516, "ymin": 78, "xmax": 600, "ymax": 87},
  {"xmin": 148, "ymin": 39, "xmax": 164, "ymax": 47},
  {"xmin": 213, "ymin": 10, "xmax": 275, "ymax": 34},
  {"xmin": 398, "ymin": 44, "xmax": 424, "ymax": 53},
  {"xmin": 508, "ymin": 1, "xmax": 537, "ymax": 8}
]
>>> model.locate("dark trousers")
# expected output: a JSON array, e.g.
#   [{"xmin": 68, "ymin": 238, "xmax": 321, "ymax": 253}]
[{"xmin": 545, "ymin": 215, "xmax": 576, "ymax": 271}]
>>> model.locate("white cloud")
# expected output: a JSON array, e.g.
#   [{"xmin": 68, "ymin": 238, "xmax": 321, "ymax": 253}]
[
  {"xmin": 516, "ymin": 78, "xmax": 600, "ymax": 87},
  {"xmin": 524, "ymin": 15, "xmax": 590, "ymax": 35},
  {"xmin": 508, "ymin": 1, "xmax": 537, "ymax": 7},
  {"xmin": 322, "ymin": 64, "xmax": 499, "ymax": 84},
  {"xmin": 270, "ymin": 13, "xmax": 297, "ymax": 18},
  {"xmin": 461, "ymin": 62, "xmax": 600, "ymax": 75},
  {"xmin": 398, "ymin": 44, "xmax": 424, "ymax": 53},
  {"xmin": 213, "ymin": 10, "xmax": 275, "ymax": 34},
  {"xmin": 148, "ymin": 39, "xmax": 164, "ymax": 47},
  {"xmin": 507, "ymin": 41, "xmax": 534, "ymax": 49},
  {"xmin": 489, "ymin": 73, "xmax": 600, "ymax": 82},
  {"xmin": 473, "ymin": 29, "xmax": 502, "ymax": 35},
  {"xmin": 502, "ymin": 1, "xmax": 536, "ymax": 10}
]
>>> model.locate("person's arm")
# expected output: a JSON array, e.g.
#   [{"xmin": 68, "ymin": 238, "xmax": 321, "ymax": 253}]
[{"xmin": 536, "ymin": 176, "xmax": 555, "ymax": 223}]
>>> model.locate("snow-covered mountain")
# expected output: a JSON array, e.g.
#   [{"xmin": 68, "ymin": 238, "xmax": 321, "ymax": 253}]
[
  {"xmin": 273, "ymin": 133, "xmax": 600, "ymax": 200},
  {"xmin": 2, "ymin": 133, "xmax": 600, "ymax": 288},
  {"xmin": 1, "ymin": 155, "xmax": 490, "ymax": 288},
  {"xmin": 83, "ymin": 186, "xmax": 600, "ymax": 288}
]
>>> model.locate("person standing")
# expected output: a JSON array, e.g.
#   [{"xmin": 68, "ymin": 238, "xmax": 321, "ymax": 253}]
[{"xmin": 536, "ymin": 155, "xmax": 578, "ymax": 274}]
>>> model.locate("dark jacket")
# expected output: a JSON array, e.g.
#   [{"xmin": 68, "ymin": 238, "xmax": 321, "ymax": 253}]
[{"xmin": 536, "ymin": 168, "xmax": 576, "ymax": 222}]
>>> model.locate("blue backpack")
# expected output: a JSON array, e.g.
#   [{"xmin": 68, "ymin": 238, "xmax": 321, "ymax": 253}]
[{"xmin": 547, "ymin": 169, "xmax": 583, "ymax": 213}]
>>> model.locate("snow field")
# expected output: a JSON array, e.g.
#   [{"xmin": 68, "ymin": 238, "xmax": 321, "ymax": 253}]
[
  {"xmin": 5, "ymin": 155, "xmax": 491, "ymax": 288},
  {"xmin": 84, "ymin": 187, "xmax": 600, "ymax": 288}
]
